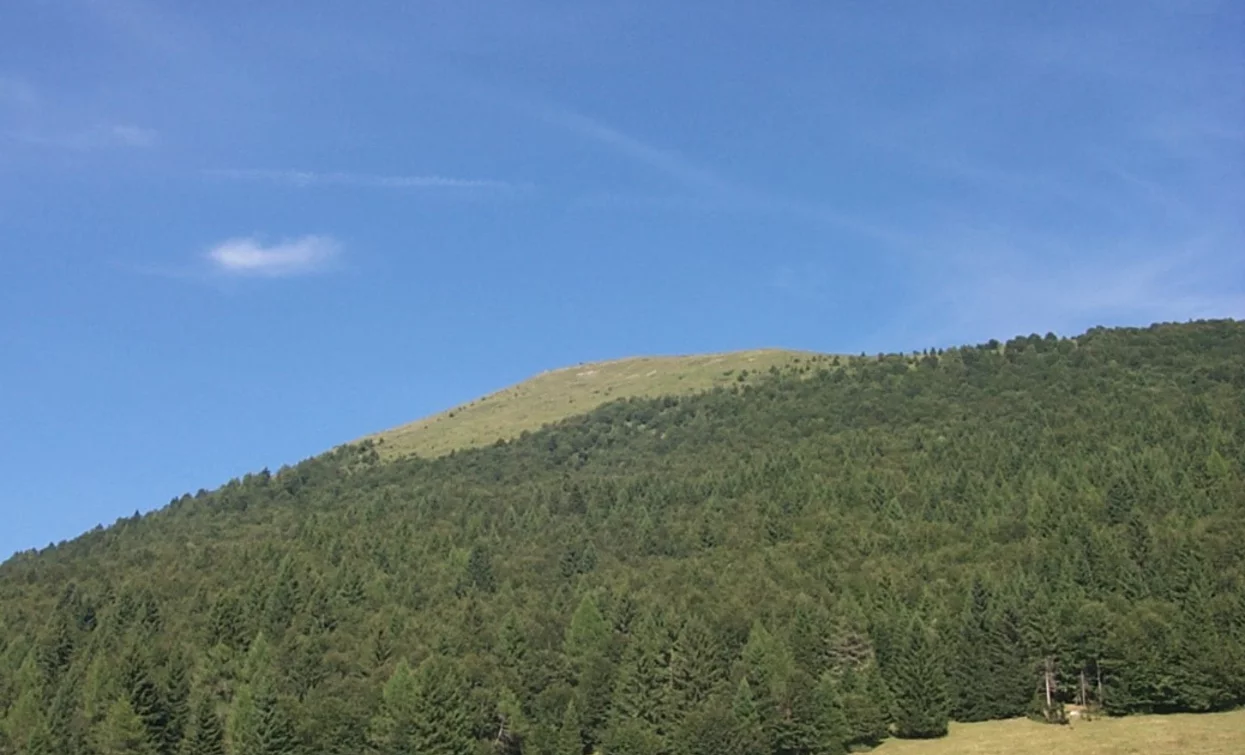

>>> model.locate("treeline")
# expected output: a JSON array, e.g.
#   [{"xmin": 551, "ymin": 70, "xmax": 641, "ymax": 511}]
[{"xmin": 1, "ymin": 320, "xmax": 1243, "ymax": 755}]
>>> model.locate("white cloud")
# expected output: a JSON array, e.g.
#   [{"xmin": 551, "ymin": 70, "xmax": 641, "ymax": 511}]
[
  {"xmin": 208, "ymin": 169, "xmax": 522, "ymax": 191},
  {"xmin": 205, "ymin": 235, "xmax": 341, "ymax": 277}
]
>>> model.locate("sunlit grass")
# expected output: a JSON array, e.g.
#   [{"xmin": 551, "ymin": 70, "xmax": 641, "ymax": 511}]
[
  {"xmin": 362, "ymin": 349, "xmax": 831, "ymax": 458},
  {"xmin": 873, "ymin": 710, "xmax": 1245, "ymax": 755}
]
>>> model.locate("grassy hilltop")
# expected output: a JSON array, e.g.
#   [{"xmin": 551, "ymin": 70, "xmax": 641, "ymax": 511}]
[{"xmin": 364, "ymin": 348, "xmax": 829, "ymax": 458}]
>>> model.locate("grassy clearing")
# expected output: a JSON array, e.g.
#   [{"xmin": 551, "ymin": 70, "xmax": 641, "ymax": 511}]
[
  {"xmin": 364, "ymin": 348, "xmax": 832, "ymax": 459},
  {"xmin": 872, "ymin": 710, "xmax": 1245, "ymax": 755}
]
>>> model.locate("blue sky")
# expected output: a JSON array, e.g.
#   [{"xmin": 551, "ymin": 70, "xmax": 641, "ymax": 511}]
[{"xmin": 2, "ymin": 0, "xmax": 1242, "ymax": 557}]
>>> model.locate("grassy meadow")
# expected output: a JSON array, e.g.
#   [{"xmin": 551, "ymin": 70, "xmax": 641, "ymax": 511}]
[
  {"xmin": 363, "ymin": 348, "xmax": 831, "ymax": 458},
  {"xmin": 872, "ymin": 710, "xmax": 1245, "ymax": 755}
]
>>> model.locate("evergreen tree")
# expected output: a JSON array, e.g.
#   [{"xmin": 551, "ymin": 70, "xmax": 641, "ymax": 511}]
[
  {"xmin": 163, "ymin": 654, "xmax": 191, "ymax": 755},
  {"xmin": 556, "ymin": 698, "xmax": 583, "ymax": 755},
  {"xmin": 609, "ymin": 612, "xmax": 671, "ymax": 737},
  {"xmin": 122, "ymin": 649, "xmax": 171, "ymax": 753},
  {"xmin": 96, "ymin": 699, "xmax": 159, "ymax": 755},
  {"xmin": 367, "ymin": 659, "xmax": 417, "ymax": 754},
  {"xmin": 889, "ymin": 619, "xmax": 951, "ymax": 738},
  {"xmin": 672, "ymin": 695, "xmax": 745, "ymax": 755},
  {"xmin": 810, "ymin": 672, "xmax": 849, "ymax": 755},
  {"xmin": 669, "ymin": 615, "xmax": 726, "ymax": 712},
  {"xmin": 182, "ymin": 696, "xmax": 225, "ymax": 755},
  {"xmin": 228, "ymin": 634, "xmax": 299, "ymax": 755},
  {"xmin": 565, "ymin": 594, "xmax": 614, "ymax": 746},
  {"xmin": 839, "ymin": 665, "xmax": 887, "ymax": 748},
  {"xmin": 730, "ymin": 680, "xmax": 765, "ymax": 755},
  {"xmin": 952, "ymin": 579, "xmax": 994, "ymax": 722},
  {"xmin": 405, "ymin": 656, "xmax": 474, "ymax": 755},
  {"xmin": 465, "ymin": 545, "xmax": 497, "ymax": 594}
]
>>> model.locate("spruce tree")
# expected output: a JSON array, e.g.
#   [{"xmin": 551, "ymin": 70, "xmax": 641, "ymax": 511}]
[
  {"xmin": 408, "ymin": 655, "xmax": 474, "ymax": 755},
  {"xmin": 839, "ymin": 665, "xmax": 887, "ymax": 748},
  {"xmin": 810, "ymin": 672, "xmax": 849, "ymax": 755},
  {"xmin": 952, "ymin": 579, "xmax": 994, "ymax": 722},
  {"xmin": 96, "ymin": 699, "xmax": 159, "ymax": 755},
  {"xmin": 730, "ymin": 679, "xmax": 765, "ymax": 755},
  {"xmin": 122, "ymin": 650, "xmax": 171, "ymax": 753},
  {"xmin": 889, "ymin": 619, "xmax": 951, "ymax": 739},
  {"xmin": 565, "ymin": 594, "xmax": 614, "ymax": 746},
  {"xmin": 669, "ymin": 616, "xmax": 726, "ymax": 711},
  {"xmin": 609, "ymin": 612, "xmax": 671, "ymax": 737},
  {"xmin": 228, "ymin": 634, "xmax": 299, "ymax": 755},
  {"xmin": 182, "ymin": 696, "xmax": 225, "ymax": 755},
  {"xmin": 672, "ymin": 695, "xmax": 745, "ymax": 755},
  {"xmin": 367, "ymin": 659, "xmax": 417, "ymax": 754},
  {"xmin": 163, "ymin": 655, "xmax": 190, "ymax": 755},
  {"xmin": 556, "ymin": 698, "xmax": 583, "ymax": 755}
]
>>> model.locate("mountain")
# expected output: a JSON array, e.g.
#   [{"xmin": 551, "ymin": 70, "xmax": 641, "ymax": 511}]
[
  {"xmin": 2, "ymin": 321, "xmax": 1244, "ymax": 755},
  {"xmin": 363, "ymin": 348, "xmax": 826, "ymax": 459}
]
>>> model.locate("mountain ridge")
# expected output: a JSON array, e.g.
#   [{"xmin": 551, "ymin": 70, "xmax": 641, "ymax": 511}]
[{"xmin": 361, "ymin": 347, "xmax": 831, "ymax": 459}]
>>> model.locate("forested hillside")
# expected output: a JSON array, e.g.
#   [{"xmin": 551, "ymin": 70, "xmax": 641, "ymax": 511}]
[{"xmin": 2, "ymin": 320, "xmax": 1243, "ymax": 755}]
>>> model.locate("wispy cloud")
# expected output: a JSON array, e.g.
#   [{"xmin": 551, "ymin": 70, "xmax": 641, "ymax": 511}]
[
  {"xmin": 5, "ymin": 122, "xmax": 158, "ymax": 150},
  {"xmin": 205, "ymin": 235, "xmax": 341, "ymax": 277},
  {"xmin": 539, "ymin": 102, "xmax": 912, "ymax": 247},
  {"xmin": 540, "ymin": 107, "xmax": 734, "ymax": 197},
  {"xmin": 207, "ymin": 169, "xmax": 525, "ymax": 191}
]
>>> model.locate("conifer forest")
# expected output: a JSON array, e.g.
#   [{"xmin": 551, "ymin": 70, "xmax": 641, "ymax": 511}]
[{"xmin": 2, "ymin": 320, "xmax": 1244, "ymax": 755}]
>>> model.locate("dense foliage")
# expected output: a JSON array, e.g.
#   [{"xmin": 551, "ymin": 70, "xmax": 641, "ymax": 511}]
[{"xmin": 2, "ymin": 320, "xmax": 1244, "ymax": 755}]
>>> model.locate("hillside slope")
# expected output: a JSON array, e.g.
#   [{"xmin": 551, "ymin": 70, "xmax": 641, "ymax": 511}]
[
  {"xmin": 2, "ymin": 321, "xmax": 1243, "ymax": 755},
  {"xmin": 365, "ymin": 348, "xmax": 827, "ymax": 458}
]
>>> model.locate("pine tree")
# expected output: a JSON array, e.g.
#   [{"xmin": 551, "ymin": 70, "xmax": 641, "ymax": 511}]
[
  {"xmin": 730, "ymin": 680, "xmax": 765, "ymax": 755},
  {"xmin": 406, "ymin": 656, "xmax": 474, "ymax": 755},
  {"xmin": 599, "ymin": 718, "xmax": 661, "ymax": 755},
  {"xmin": 952, "ymin": 579, "xmax": 994, "ymax": 722},
  {"xmin": 163, "ymin": 655, "xmax": 191, "ymax": 755},
  {"xmin": 839, "ymin": 665, "xmax": 887, "ymax": 748},
  {"xmin": 609, "ymin": 612, "xmax": 671, "ymax": 738},
  {"xmin": 889, "ymin": 619, "xmax": 951, "ymax": 739},
  {"xmin": 122, "ymin": 649, "xmax": 171, "ymax": 753},
  {"xmin": 738, "ymin": 621, "xmax": 788, "ymax": 752},
  {"xmin": 789, "ymin": 598, "xmax": 832, "ymax": 677},
  {"xmin": 367, "ymin": 659, "xmax": 417, "ymax": 754},
  {"xmin": 810, "ymin": 672, "xmax": 849, "ymax": 755},
  {"xmin": 556, "ymin": 698, "xmax": 583, "ymax": 755},
  {"xmin": 672, "ymin": 695, "xmax": 745, "ymax": 755},
  {"xmin": 96, "ymin": 699, "xmax": 159, "ymax": 755},
  {"xmin": 251, "ymin": 681, "xmax": 298, "ymax": 755},
  {"xmin": 182, "ymin": 696, "xmax": 225, "ymax": 755},
  {"xmin": 228, "ymin": 634, "xmax": 299, "ymax": 755},
  {"xmin": 565, "ymin": 594, "xmax": 610, "ymax": 665},
  {"xmin": 669, "ymin": 616, "xmax": 726, "ymax": 712},
  {"xmin": 465, "ymin": 545, "xmax": 497, "ymax": 593},
  {"xmin": 565, "ymin": 594, "xmax": 614, "ymax": 746}
]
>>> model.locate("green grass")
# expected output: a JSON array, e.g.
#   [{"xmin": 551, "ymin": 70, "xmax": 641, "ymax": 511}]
[
  {"xmin": 363, "ymin": 348, "xmax": 832, "ymax": 459},
  {"xmin": 872, "ymin": 710, "xmax": 1245, "ymax": 755}
]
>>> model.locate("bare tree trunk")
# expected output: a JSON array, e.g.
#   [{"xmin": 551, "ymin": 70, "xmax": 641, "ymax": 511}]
[{"xmin": 1044, "ymin": 657, "xmax": 1053, "ymax": 715}]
